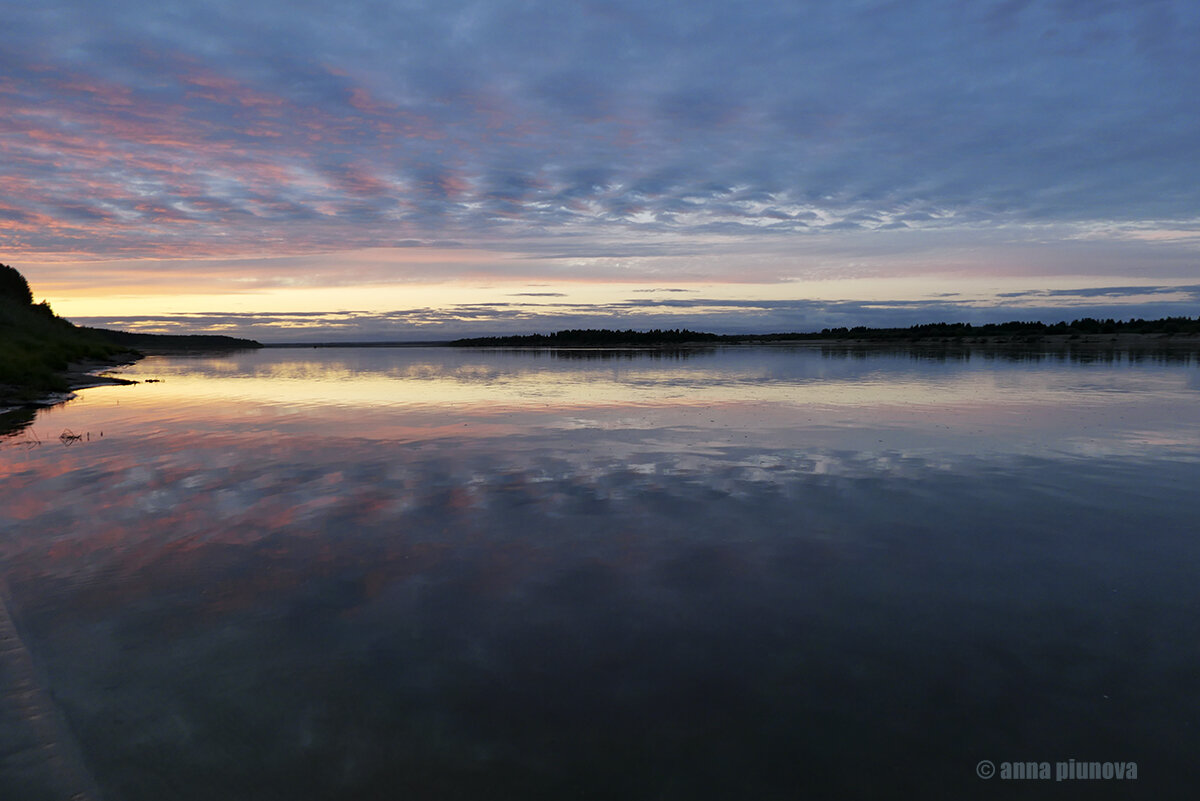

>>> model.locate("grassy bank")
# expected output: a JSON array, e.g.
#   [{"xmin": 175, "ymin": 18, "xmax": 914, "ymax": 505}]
[
  {"xmin": 1, "ymin": 263, "xmax": 261, "ymax": 408},
  {"xmin": 0, "ymin": 295, "xmax": 137, "ymax": 403}
]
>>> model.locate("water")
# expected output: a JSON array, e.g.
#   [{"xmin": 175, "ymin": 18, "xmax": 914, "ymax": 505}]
[{"xmin": 2, "ymin": 345, "xmax": 1199, "ymax": 799}]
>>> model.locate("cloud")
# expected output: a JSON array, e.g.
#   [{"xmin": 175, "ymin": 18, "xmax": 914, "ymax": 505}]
[
  {"xmin": 1, "ymin": 0, "xmax": 1197, "ymax": 274},
  {"xmin": 69, "ymin": 286, "xmax": 1200, "ymax": 342},
  {"xmin": 995, "ymin": 284, "xmax": 1200, "ymax": 300}
]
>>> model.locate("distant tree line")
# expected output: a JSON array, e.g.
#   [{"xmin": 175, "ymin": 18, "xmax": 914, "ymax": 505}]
[
  {"xmin": 803, "ymin": 317, "xmax": 1200, "ymax": 340},
  {"xmin": 451, "ymin": 317, "xmax": 1200, "ymax": 347},
  {"xmin": 450, "ymin": 328, "xmax": 722, "ymax": 346},
  {"xmin": 80, "ymin": 328, "xmax": 262, "ymax": 350}
]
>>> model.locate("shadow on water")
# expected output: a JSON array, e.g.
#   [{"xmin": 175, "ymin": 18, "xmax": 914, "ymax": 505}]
[{"xmin": 0, "ymin": 407, "xmax": 37, "ymax": 438}]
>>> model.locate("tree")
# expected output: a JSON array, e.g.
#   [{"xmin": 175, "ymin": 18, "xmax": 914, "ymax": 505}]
[{"xmin": 0, "ymin": 263, "xmax": 34, "ymax": 305}]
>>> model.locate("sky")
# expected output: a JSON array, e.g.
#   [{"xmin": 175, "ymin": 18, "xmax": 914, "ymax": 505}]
[{"xmin": 2, "ymin": 0, "xmax": 1199, "ymax": 341}]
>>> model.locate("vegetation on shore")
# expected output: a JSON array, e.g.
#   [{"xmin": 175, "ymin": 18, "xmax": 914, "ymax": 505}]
[
  {"xmin": 450, "ymin": 316, "xmax": 1200, "ymax": 347},
  {"xmin": 450, "ymin": 328, "xmax": 722, "ymax": 347},
  {"xmin": 1, "ymin": 263, "xmax": 260, "ymax": 404},
  {"xmin": 79, "ymin": 328, "xmax": 263, "ymax": 351},
  {"xmin": 804, "ymin": 316, "xmax": 1200, "ymax": 341},
  {"xmin": 1, "ymin": 264, "xmax": 138, "ymax": 400}
]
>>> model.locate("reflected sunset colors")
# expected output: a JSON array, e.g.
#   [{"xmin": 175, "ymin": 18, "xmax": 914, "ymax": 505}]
[
  {"xmin": 27, "ymin": 345, "xmax": 1200, "ymax": 457},
  {"xmin": 2, "ymin": 345, "xmax": 1200, "ymax": 799},
  {"xmin": 5, "ymin": 0, "xmax": 1200, "ymax": 793}
]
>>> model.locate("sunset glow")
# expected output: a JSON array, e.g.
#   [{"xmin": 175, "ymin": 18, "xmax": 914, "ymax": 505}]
[{"xmin": 4, "ymin": 1, "xmax": 1198, "ymax": 339}]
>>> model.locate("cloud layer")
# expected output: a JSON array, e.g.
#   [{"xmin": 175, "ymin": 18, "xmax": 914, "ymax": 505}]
[
  {"xmin": 3, "ymin": 0, "xmax": 1198, "ymax": 269},
  {"xmin": 70, "ymin": 283, "xmax": 1200, "ymax": 340}
]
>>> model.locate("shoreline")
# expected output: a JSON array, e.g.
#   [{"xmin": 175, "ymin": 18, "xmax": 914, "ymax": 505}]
[
  {"xmin": 741, "ymin": 332, "xmax": 1200, "ymax": 349},
  {"xmin": 454, "ymin": 332, "xmax": 1200, "ymax": 351},
  {"xmin": 5, "ymin": 332, "xmax": 1198, "ymax": 412},
  {"xmin": 0, "ymin": 353, "xmax": 142, "ymax": 416}
]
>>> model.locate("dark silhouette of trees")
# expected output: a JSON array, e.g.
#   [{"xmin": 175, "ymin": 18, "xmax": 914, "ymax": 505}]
[
  {"xmin": 807, "ymin": 317, "xmax": 1200, "ymax": 340},
  {"xmin": 0, "ymin": 263, "xmax": 33, "ymax": 305},
  {"xmin": 451, "ymin": 317, "xmax": 1200, "ymax": 347},
  {"xmin": 451, "ymin": 328, "xmax": 721, "ymax": 346}
]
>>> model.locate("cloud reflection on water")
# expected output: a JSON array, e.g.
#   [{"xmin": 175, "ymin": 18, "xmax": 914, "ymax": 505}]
[{"xmin": 1, "ymin": 346, "xmax": 1199, "ymax": 798}]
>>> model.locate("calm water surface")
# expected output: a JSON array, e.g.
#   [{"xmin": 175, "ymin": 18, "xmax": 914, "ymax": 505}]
[{"xmin": 2, "ymin": 345, "xmax": 1199, "ymax": 799}]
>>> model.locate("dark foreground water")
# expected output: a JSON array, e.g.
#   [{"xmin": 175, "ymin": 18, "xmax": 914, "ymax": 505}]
[{"xmin": 2, "ymin": 345, "xmax": 1199, "ymax": 799}]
